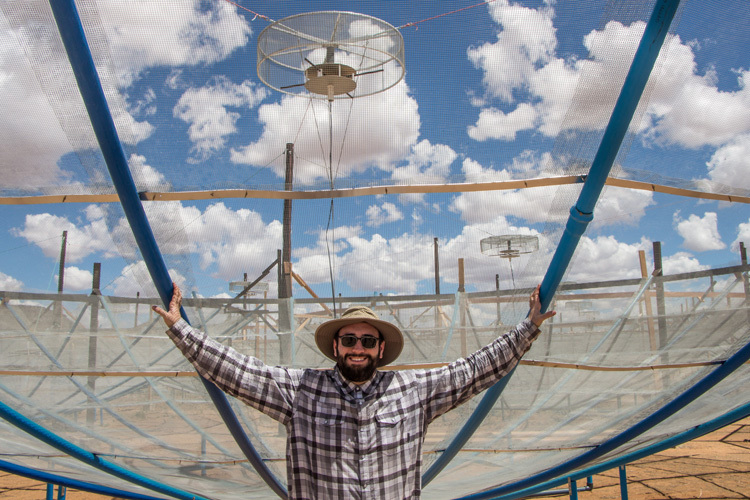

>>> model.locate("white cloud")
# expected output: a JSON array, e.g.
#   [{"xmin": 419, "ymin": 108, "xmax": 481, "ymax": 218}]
[
  {"xmin": 732, "ymin": 218, "xmax": 750, "ymax": 253},
  {"xmin": 12, "ymin": 205, "xmax": 125, "ymax": 262},
  {"xmin": 96, "ymin": 1, "xmax": 252, "ymax": 86},
  {"xmin": 230, "ymin": 79, "xmax": 420, "ymax": 184},
  {"xmin": 0, "ymin": 16, "xmax": 75, "ymax": 190},
  {"xmin": 110, "ymin": 260, "xmax": 187, "ymax": 298},
  {"xmin": 705, "ymin": 133, "xmax": 750, "ymax": 189},
  {"xmin": 468, "ymin": 103, "xmax": 537, "ymax": 141},
  {"xmin": 673, "ymin": 211, "xmax": 725, "ymax": 252},
  {"xmin": 468, "ymin": 3, "xmax": 750, "ymax": 149},
  {"xmin": 591, "ymin": 186, "xmax": 655, "ymax": 229},
  {"xmin": 662, "ymin": 251, "xmax": 709, "ymax": 275},
  {"xmin": 366, "ymin": 202, "xmax": 404, "ymax": 227},
  {"xmin": 59, "ymin": 266, "xmax": 94, "ymax": 291},
  {"xmin": 568, "ymin": 235, "xmax": 648, "ymax": 283},
  {"xmin": 449, "ymin": 154, "xmax": 563, "ymax": 225},
  {"xmin": 176, "ymin": 202, "xmax": 283, "ymax": 281},
  {"xmin": 0, "ymin": 271, "xmax": 23, "ymax": 291},
  {"xmin": 174, "ymin": 76, "xmax": 268, "ymax": 161},
  {"xmin": 129, "ymin": 154, "xmax": 169, "ymax": 191}
]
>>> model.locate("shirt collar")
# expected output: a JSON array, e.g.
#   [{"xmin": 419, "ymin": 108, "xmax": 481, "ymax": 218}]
[{"xmin": 332, "ymin": 366, "xmax": 383, "ymax": 399}]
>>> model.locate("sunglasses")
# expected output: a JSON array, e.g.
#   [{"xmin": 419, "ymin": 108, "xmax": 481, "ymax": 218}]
[{"xmin": 338, "ymin": 334, "xmax": 380, "ymax": 349}]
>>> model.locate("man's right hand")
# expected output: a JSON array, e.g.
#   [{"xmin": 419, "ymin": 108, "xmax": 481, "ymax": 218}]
[{"xmin": 152, "ymin": 282, "xmax": 182, "ymax": 328}]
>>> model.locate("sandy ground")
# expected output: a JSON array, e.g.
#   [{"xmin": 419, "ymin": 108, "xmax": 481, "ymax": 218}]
[{"xmin": 2, "ymin": 417, "xmax": 748, "ymax": 500}]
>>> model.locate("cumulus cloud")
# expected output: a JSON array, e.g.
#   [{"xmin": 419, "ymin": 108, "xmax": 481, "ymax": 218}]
[
  {"xmin": 96, "ymin": 1, "xmax": 252, "ymax": 86},
  {"xmin": 12, "ymin": 205, "xmax": 126, "ymax": 262},
  {"xmin": 468, "ymin": 2, "xmax": 750, "ymax": 149},
  {"xmin": 0, "ymin": 16, "xmax": 75, "ymax": 190},
  {"xmin": 568, "ymin": 235, "xmax": 647, "ymax": 283},
  {"xmin": 662, "ymin": 251, "xmax": 709, "ymax": 275},
  {"xmin": 673, "ymin": 211, "xmax": 725, "ymax": 252},
  {"xmin": 110, "ymin": 260, "xmax": 187, "ymax": 297},
  {"xmin": 59, "ymin": 266, "xmax": 94, "ymax": 291},
  {"xmin": 449, "ymin": 153, "xmax": 655, "ymax": 229},
  {"xmin": 161, "ymin": 202, "xmax": 283, "ymax": 282},
  {"xmin": 731, "ymin": 218, "xmax": 750, "ymax": 253},
  {"xmin": 705, "ymin": 133, "xmax": 750, "ymax": 189},
  {"xmin": 0, "ymin": 271, "xmax": 24, "ymax": 291},
  {"xmin": 591, "ymin": 186, "xmax": 655, "ymax": 229},
  {"xmin": 174, "ymin": 76, "xmax": 268, "ymax": 162},
  {"xmin": 366, "ymin": 202, "xmax": 404, "ymax": 227},
  {"xmin": 1, "ymin": 0, "xmax": 250, "ymax": 192},
  {"xmin": 230, "ymin": 79, "xmax": 420, "ymax": 184},
  {"xmin": 129, "ymin": 154, "xmax": 169, "ymax": 191}
]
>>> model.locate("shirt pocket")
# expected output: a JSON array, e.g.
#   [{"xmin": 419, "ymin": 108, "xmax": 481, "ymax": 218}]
[{"xmin": 375, "ymin": 413, "xmax": 419, "ymax": 460}]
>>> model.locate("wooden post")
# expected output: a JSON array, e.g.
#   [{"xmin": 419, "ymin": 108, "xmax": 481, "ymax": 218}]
[
  {"xmin": 652, "ymin": 242, "xmax": 667, "ymax": 348},
  {"xmin": 639, "ymin": 250, "xmax": 657, "ymax": 350},
  {"xmin": 653, "ymin": 242, "xmax": 669, "ymax": 388},
  {"xmin": 434, "ymin": 238, "xmax": 440, "ymax": 294},
  {"xmin": 740, "ymin": 242, "xmax": 749, "ymax": 323},
  {"xmin": 282, "ymin": 143, "xmax": 294, "ymax": 299},
  {"xmin": 495, "ymin": 273, "xmax": 501, "ymax": 326},
  {"xmin": 87, "ymin": 262, "xmax": 101, "ymax": 425},
  {"xmin": 53, "ymin": 230, "xmax": 68, "ymax": 328},
  {"xmin": 458, "ymin": 258, "xmax": 466, "ymax": 357},
  {"xmin": 134, "ymin": 291, "xmax": 140, "ymax": 328}
]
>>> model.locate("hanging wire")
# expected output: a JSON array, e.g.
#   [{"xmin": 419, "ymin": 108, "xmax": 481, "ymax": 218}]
[
  {"xmin": 219, "ymin": 0, "xmax": 274, "ymax": 23},
  {"xmin": 398, "ymin": 0, "xmax": 500, "ymax": 29}
]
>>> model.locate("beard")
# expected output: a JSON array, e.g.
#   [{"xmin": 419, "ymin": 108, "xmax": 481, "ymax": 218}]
[{"xmin": 336, "ymin": 352, "xmax": 379, "ymax": 383}]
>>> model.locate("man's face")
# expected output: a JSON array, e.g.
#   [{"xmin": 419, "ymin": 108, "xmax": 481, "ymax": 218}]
[{"xmin": 333, "ymin": 322, "xmax": 385, "ymax": 383}]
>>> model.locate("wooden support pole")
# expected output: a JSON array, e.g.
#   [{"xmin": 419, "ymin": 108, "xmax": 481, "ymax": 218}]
[
  {"xmin": 291, "ymin": 270, "xmax": 332, "ymax": 316},
  {"xmin": 87, "ymin": 262, "xmax": 101, "ymax": 425},
  {"xmin": 458, "ymin": 258, "xmax": 466, "ymax": 357},
  {"xmin": 639, "ymin": 250, "xmax": 657, "ymax": 350}
]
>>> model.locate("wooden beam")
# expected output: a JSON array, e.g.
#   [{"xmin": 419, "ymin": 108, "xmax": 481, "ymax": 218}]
[{"xmin": 4, "ymin": 175, "xmax": 748, "ymax": 206}]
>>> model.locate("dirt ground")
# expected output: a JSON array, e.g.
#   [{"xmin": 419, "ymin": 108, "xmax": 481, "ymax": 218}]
[{"xmin": 2, "ymin": 417, "xmax": 749, "ymax": 500}]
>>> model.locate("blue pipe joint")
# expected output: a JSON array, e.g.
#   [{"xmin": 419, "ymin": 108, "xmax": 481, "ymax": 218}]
[{"xmin": 567, "ymin": 206, "xmax": 594, "ymax": 237}]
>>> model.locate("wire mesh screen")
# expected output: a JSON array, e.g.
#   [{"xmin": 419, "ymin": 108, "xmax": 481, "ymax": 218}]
[{"xmin": 1, "ymin": 1, "xmax": 750, "ymax": 499}]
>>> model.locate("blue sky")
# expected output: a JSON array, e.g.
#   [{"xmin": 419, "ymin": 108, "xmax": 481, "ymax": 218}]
[{"xmin": 1, "ymin": 0, "xmax": 749, "ymax": 300}]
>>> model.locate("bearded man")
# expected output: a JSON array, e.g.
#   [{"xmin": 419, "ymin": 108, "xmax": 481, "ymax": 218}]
[{"xmin": 154, "ymin": 284, "xmax": 554, "ymax": 499}]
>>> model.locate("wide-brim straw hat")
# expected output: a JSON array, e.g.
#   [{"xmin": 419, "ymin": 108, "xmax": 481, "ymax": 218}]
[{"xmin": 315, "ymin": 306, "xmax": 404, "ymax": 367}]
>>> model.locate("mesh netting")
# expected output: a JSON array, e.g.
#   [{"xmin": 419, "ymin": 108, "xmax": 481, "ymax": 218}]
[{"xmin": 1, "ymin": 1, "xmax": 749, "ymax": 499}]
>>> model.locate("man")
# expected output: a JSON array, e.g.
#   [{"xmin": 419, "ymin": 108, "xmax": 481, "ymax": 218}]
[{"xmin": 153, "ymin": 284, "xmax": 555, "ymax": 499}]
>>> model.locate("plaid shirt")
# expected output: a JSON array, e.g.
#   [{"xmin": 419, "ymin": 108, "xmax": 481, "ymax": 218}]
[{"xmin": 167, "ymin": 318, "xmax": 540, "ymax": 499}]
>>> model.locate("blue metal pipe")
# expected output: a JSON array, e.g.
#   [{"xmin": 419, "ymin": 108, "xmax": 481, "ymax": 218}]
[
  {"xmin": 0, "ymin": 459, "xmax": 167, "ymax": 500},
  {"xmin": 48, "ymin": 1, "xmax": 286, "ymax": 498},
  {"xmin": 0, "ymin": 401, "xmax": 208, "ymax": 500},
  {"xmin": 540, "ymin": 0, "xmax": 681, "ymax": 312},
  {"xmin": 456, "ymin": 333, "xmax": 750, "ymax": 500},
  {"xmin": 429, "ymin": 0, "xmax": 681, "ymax": 488},
  {"xmin": 497, "ymin": 400, "xmax": 750, "ymax": 499}
]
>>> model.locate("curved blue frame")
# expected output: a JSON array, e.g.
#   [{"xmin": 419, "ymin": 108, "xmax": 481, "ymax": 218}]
[
  {"xmin": 46, "ymin": 0, "xmax": 286, "ymax": 498},
  {"xmin": 0, "ymin": 458, "xmax": 167, "ymax": 500},
  {"xmin": 0, "ymin": 401, "xmax": 208, "ymax": 500},
  {"xmin": 457, "ymin": 336, "xmax": 750, "ymax": 499},
  {"xmin": 493, "ymin": 401, "xmax": 750, "ymax": 500}
]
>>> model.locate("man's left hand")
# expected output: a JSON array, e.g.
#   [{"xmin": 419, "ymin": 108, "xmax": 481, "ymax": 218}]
[{"xmin": 529, "ymin": 284, "xmax": 556, "ymax": 327}]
